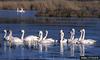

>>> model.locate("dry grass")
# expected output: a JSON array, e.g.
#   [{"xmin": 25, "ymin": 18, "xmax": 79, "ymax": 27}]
[
  {"xmin": 0, "ymin": 1, "xmax": 99, "ymax": 17},
  {"xmin": 0, "ymin": 1, "xmax": 99, "ymax": 10}
]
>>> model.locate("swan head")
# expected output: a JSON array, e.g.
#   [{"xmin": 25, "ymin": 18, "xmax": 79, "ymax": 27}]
[
  {"xmin": 4, "ymin": 30, "xmax": 7, "ymax": 33},
  {"xmin": 46, "ymin": 30, "xmax": 48, "ymax": 34},
  {"xmin": 39, "ymin": 30, "xmax": 43, "ymax": 35},
  {"xmin": 60, "ymin": 30, "xmax": 63, "ymax": 33},
  {"xmin": 80, "ymin": 29, "xmax": 85, "ymax": 32},
  {"xmin": 21, "ymin": 30, "xmax": 25, "ymax": 33},
  {"xmin": 72, "ymin": 28, "xmax": 75, "ymax": 32},
  {"xmin": 70, "ymin": 28, "xmax": 75, "ymax": 35}
]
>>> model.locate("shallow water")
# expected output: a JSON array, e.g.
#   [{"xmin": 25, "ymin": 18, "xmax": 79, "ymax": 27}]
[{"xmin": 0, "ymin": 20, "xmax": 99, "ymax": 60}]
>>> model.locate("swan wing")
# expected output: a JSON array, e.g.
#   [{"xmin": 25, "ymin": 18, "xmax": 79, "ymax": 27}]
[
  {"xmin": 5, "ymin": 36, "xmax": 10, "ymax": 41},
  {"xmin": 83, "ymin": 39, "xmax": 96, "ymax": 45},
  {"xmin": 68, "ymin": 38, "xmax": 78, "ymax": 44},
  {"xmin": 24, "ymin": 35, "xmax": 39, "ymax": 41},
  {"xmin": 62, "ymin": 39, "xmax": 67, "ymax": 43},
  {"xmin": 12, "ymin": 37, "xmax": 23, "ymax": 43},
  {"xmin": 46, "ymin": 38, "xmax": 55, "ymax": 42},
  {"xmin": 41, "ymin": 38, "xmax": 55, "ymax": 44},
  {"xmin": 41, "ymin": 40, "xmax": 53, "ymax": 44}
]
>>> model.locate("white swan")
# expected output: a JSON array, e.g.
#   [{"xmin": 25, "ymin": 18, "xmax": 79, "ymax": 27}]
[
  {"xmin": 67, "ymin": 29, "xmax": 79, "ymax": 56},
  {"xmin": 24, "ymin": 31, "xmax": 39, "ymax": 45},
  {"xmin": 10, "ymin": 30, "xmax": 24, "ymax": 45},
  {"xmin": 17, "ymin": 8, "xmax": 25, "ymax": 13},
  {"xmin": 40, "ymin": 30, "xmax": 55, "ymax": 44},
  {"xmin": 68, "ymin": 28, "xmax": 78, "ymax": 44},
  {"xmin": 79, "ymin": 29, "xmax": 96, "ymax": 45},
  {"xmin": 60, "ymin": 30, "xmax": 67, "ymax": 44}
]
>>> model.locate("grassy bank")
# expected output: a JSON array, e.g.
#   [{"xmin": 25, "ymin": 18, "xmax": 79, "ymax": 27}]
[{"xmin": 0, "ymin": 1, "xmax": 100, "ymax": 17}]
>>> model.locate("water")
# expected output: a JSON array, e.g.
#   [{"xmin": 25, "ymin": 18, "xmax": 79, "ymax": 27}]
[
  {"xmin": 0, "ymin": 10, "xmax": 37, "ymax": 19},
  {"xmin": 0, "ymin": 22, "xmax": 99, "ymax": 60},
  {"xmin": 0, "ymin": 10, "xmax": 100, "ymax": 60}
]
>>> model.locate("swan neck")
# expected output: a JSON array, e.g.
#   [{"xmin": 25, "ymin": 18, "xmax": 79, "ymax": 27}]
[
  {"xmin": 9, "ymin": 30, "xmax": 13, "ymax": 41},
  {"xmin": 9, "ymin": 31, "xmax": 12, "ymax": 36},
  {"xmin": 39, "ymin": 32, "xmax": 43, "ymax": 42},
  {"xmin": 4, "ymin": 31, "xmax": 7, "ymax": 38},
  {"xmin": 72, "ymin": 31, "xmax": 75, "ymax": 40},
  {"xmin": 21, "ymin": 32, "xmax": 24, "ymax": 40},
  {"xmin": 82, "ymin": 30, "xmax": 85, "ymax": 40},
  {"xmin": 79, "ymin": 31, "xmax": 82, "ymax": 41},
  {"xmin": 61, "ymin": 32, "xmax": 64, "ymax": 41},
  {"xmin": 70, "ymin": 31, "xmax": 72, "ymax": 39},
  {"xmin": 43, "ymin": 31, "xmax": 48, "ymax": 40}
]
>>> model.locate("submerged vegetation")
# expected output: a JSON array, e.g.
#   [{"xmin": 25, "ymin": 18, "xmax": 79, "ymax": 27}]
[{"xmin": 0, "ymin": 0, "xmax": 100, "ymax": 17}]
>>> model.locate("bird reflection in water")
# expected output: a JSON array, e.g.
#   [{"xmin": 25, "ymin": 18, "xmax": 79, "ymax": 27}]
[
  {"xmin": 70, "ymin": 44, "xmax": 75, "ymax": 57},
  {"xmin": 79, "ymin": 44, "xmax": 85, "ymax": 56},
  {"xmin": 60, "ymin": 43, "xmax": 64, "ymax": 56},
  {"xmin": 39, "ymin": 43, "xmax": 52, "ymax": 52}
]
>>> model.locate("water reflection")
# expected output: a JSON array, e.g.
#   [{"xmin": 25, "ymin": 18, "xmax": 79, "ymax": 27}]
[
  {"xmin": 39, "ymin": 44, "xmax": 43, "ymax": 53},
  {"xmin": 8, "ymin": 46, "xmax": 12, "ymax": 59},
  {"xmin": 21, "ymin": 47, "xmax": 24, "ymax": 59},
  {"xmin": 79, "ymin": 44, "xmax": 85, "ymax": 56},
  {"xmin": 1, "ymin": 39, "xmax": 96, "ymax": 59},
  {"xmin": 70, "ymin": 44, "xmax": 75, "ymax": 57},
  {"xmin": 60, "ymin": 43, "xmax": 64, "ymax": 56},
  {"xmin": 4, "ymin": 41, "xmax": 7, "ymax": 53}
]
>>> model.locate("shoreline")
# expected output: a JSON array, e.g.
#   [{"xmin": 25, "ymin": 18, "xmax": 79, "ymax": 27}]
[{"xmin": 0, "ymin": 17, "xmax": 99, "ymax": 25}]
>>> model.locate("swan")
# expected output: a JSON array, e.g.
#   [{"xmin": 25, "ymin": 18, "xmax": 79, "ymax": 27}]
[
  {"xmin": 68, "ymin": 28, "xmax": 78, "ymax": 44},
  {"xmin": 17, "ymin": 8, "xmax": 25, "ymax": 13},
  {"xmin": 24, "ymin": 31, "xmax": 39, "ymax": 45},
  {"xmin": 10, "ymin": 30, "xmax": 24, "ymax": 45},
  {"xmin": 60, "ymin": 30, "xmax": 67, "ymax": 44},
  {"xmin": 40, "ymin": 30, "xmax": 55, "ymax": 44},
  {"xmin": 78, "ymin": 29, "xmax": 96, "ymax": 45}
]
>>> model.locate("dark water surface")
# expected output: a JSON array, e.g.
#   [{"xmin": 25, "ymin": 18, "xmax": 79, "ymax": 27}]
[{"xmin": 0, "ymin": 19, "xmax": 99, "ymax": 60}]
